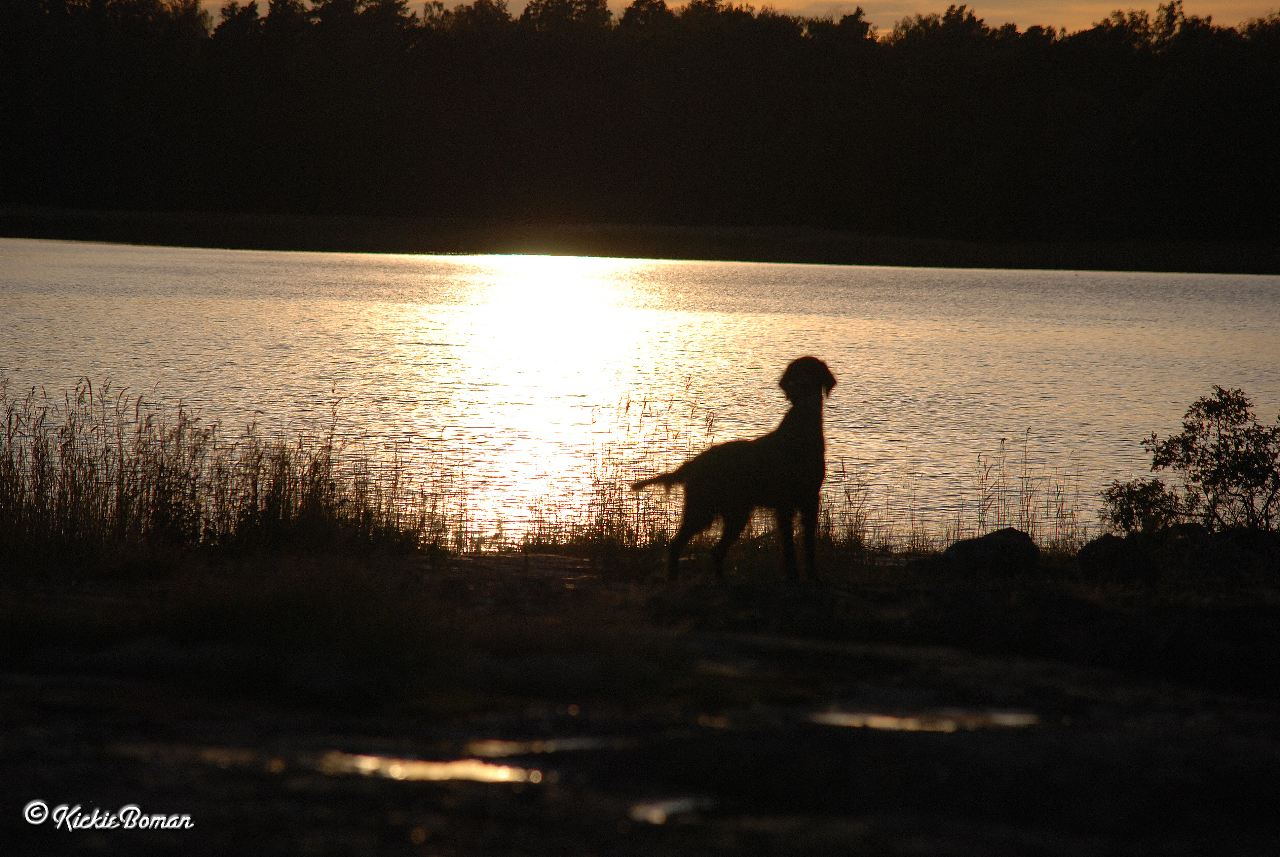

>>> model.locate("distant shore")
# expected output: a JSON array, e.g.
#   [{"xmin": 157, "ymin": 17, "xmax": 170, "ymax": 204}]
[{"xmin": 4, "ymin": 206, "xmax": 1279, "ymax": 274}]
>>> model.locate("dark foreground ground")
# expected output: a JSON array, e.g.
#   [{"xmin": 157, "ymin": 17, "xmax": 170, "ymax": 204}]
[
  {"xmin": 3, "ymin": 550, "xmax": 1279, "ymax": 855},
  {"xmin": 5, "ymin": 207, "xmax": 1280, "ymax": 274}
]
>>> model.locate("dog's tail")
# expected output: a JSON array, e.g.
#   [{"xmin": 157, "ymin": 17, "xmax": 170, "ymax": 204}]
[{"xmin": 630, "ymin": 470, "xmax": 683, "ymax": 491}]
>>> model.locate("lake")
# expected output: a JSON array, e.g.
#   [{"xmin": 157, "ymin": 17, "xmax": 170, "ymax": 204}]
[{"xmin": 3, "ymin": 236, "xmax": 1279, "ymax": 543}]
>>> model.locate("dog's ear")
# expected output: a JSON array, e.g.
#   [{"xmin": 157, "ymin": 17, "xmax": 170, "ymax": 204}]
[
  {"xmin": 819, "ymin": 364, "xmax": 836, "ymax": 398},
  {"xmin": 779, "ymin": 356, "xmax": 836, "ymax": 401}
]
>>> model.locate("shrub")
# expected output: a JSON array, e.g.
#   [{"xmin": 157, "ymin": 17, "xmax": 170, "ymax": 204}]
[
  {"xmin": 1100, "ymin": 477, "xmax": 1192, "ymax": 534},
  {"xmin": 1103, "ymin": 386, "xmax": 1280, "ymax": 533}
]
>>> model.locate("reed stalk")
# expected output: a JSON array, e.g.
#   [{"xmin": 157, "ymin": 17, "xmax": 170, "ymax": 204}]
[
  {"xmin": 1, "ymin": 378, "xmax": 1092, "ymax": 573},
  {"xmin": 0, "ymin": 379, "xmax": 454, "ymax": 572}
]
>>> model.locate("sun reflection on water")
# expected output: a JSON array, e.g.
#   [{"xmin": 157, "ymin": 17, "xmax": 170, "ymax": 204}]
[{"xmin": 429, "ymin": 254, "xmax": 665, "ymax": 528}]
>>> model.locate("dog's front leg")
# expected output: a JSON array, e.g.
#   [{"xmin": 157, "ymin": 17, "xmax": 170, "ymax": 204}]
[
  {"xmin": 800, "ymin": 501, "xmax": 819, "ymax": 580},
  {"xmin": 775, "ymin": 507, "xmax": 799, "ymax": 579}
]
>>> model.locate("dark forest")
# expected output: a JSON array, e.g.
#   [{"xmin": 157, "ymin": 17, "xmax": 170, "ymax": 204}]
[{"xmin": 2, "ymin": 0, "xmax": 1277, "ymax": 242}]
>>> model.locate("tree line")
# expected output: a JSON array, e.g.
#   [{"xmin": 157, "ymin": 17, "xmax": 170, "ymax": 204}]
[{"xmin": 2, "ymin": 0, "xmax": 1277, "ymax": 241}]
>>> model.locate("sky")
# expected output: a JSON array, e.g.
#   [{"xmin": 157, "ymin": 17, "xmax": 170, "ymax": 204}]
[
  {"xmin": 201, "ymin": 0, "xmax": 1276, "ymax": 37},
  {"xmin": 769, "ymin": 0, "xmax": 1277, "ymax": 33}
]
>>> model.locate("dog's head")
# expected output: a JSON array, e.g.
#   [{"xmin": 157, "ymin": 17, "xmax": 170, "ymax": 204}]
[{"xmin": 779, "ymin": 356, "xmax": 836, "ymax": 403}]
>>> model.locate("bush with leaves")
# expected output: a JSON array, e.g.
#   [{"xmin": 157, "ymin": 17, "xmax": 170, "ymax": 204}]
[
  {"xmin": 1099, "ymin": 477, "xmax": 1192, "ymax": 534},
  {"xmin": 1102, "ymin": 386, "xmax": 1280, "ymax": 533}
]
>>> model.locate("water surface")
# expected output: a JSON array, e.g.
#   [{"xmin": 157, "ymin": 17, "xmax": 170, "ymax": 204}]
[{"xmin": 4, "ymin": 237, "xmax": 1278, "ymax": 539}]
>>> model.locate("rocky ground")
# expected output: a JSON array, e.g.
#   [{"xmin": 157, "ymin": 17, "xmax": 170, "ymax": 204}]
[{"xmin": 3, "ymin": 552, "xmax": 1279, "ymax": 855}]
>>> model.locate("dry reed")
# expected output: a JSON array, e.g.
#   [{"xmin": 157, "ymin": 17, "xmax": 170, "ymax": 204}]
[
  {"xmin": 0, "ymin": 378, "xmax": 1093, "ymax": 574},
  {"xmin": 0, "ymin": 378, "xmax": 453, "ymax": 572}
]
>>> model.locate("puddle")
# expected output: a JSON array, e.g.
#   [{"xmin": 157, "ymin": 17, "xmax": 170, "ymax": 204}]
[
  {"xmin": 811, "ymin": 710, "xmax": 1039, "ymax": 732},
  {"xmin": 113, "ymin": 743, "xmax": 542, "ymax": 784},
  {"xmin": 114, "ymin": 743, "xmax": 285, "ymax": 772},
  {"xmin": 629, "ymin": 797, "xmax": 717, "ymax": 825},
  {"xmin": 464, "ymin": 737, "xmax": 616, "ymax": 757},
  {"xmin": 696, "ymin": 661, "xmax": 754, "ymax": 678},
  {"xmin": 319, "ymin": 751, "xmax": 542, "ymax": 783}
]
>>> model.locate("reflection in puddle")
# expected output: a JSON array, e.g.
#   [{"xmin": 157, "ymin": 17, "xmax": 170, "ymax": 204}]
[
  {"xmin": 811, "ymin": 710, "xmax": 1039, "ymax": 732},
  {"xmin": 319, "ymin": 751, "xmax": 542, "ymax": 783},
  {"xmin": 629, "ymin": 797, "xmax": 717, "ymax": 825}
]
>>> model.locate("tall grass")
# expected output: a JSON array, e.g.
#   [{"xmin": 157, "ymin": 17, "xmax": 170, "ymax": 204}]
[
  {"xmin": 971, "ymin": 431, "xmax": 1090, "ymax": 552},
  {"xmin": 0, "ymin": 379, "xmax": 454, "ymax": 573},
  {"xmin": 512, "ymin": 396, "xmax": 1092, "ymax": 561},
  {"xmin": 510, "ymin": 389, "xmax": 721, "ymax": 557},
  {"xmin": 0, "ymin": 378, "xmax": 1094, "ymax": 575}
]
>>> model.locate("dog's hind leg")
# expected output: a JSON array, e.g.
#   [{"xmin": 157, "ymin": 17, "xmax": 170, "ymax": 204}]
[
  {"xmin": 667, "ymin": 508, "xmax": 712, "ymax": 581},
  {"xmin": 710, "ymin": 507, "xmax": 751, "ymax": 580}
]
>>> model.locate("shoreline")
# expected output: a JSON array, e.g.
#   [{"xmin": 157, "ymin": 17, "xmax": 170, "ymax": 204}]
[{"xmin": 5, "ymin": 206, "xmax": 1279, "ymax": 274}]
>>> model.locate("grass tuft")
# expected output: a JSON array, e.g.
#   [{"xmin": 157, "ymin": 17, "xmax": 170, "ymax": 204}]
[
  {"xmin": 1, "ymin": 378, "xmax": 1097, "ymax": 577},
  {"xmin": 0, "ymin": 378, "xmax": 455, "ymax": 575}
]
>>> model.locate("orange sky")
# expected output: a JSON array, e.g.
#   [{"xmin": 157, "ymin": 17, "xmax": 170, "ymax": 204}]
[
  {"xmin": 202, "ymin": 0, "xmax": 1276, "ymax": 37},
  {"xmin": 779, "ymin": 0, "xmax": 1277, "ymax": 33}
]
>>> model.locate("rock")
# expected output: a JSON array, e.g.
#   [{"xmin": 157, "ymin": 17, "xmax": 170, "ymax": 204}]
[
  {"xmin": 1075, "ymin": 525, "xmax": 1280, "ymax": 580},
  {"xmin": 1207, "ymin": 529, "xmax": 1280, "ymax": 575},
  {"xmin": 1077, "ymin": 532, "xmax": 1157, "ymax": 579},
  {"xmin": 943, "ymin": 527, "xmax": 1039, "ymax": 575}
]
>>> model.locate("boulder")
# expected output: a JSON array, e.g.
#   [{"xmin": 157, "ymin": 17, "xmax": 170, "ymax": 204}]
[
  {"xmin": 1073, "ymin": 524, "xmax": 1280, "ymax": 580},
  {"xmin": 1077, "ymin": 532, "xmax": 1157, "ymax": 579},
  {"xmin": 943, "ymin": 527, "xmax": 1039, "ymax": 575}
]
